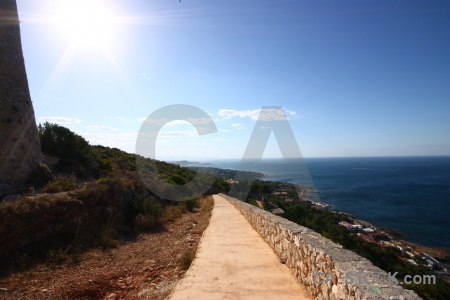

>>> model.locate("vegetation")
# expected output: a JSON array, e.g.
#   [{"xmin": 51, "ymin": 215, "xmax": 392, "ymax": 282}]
[
  {"xmin": 243, "ymin": 179, "xmax": 450, "ymax": 300},
  {"xmin": 38, "ymin": 122, "xmax": 93, "ymax": 176},
  {"xmin": 188, "ymin": 166, "xmax": 264, "ymax": 182},
  {"xmin": 279, "ymin": 202, "xmax": 450, "ymax": 300},
  {"xmin": 3, "ymin": 122, "xmax": 448, "ymax": 299},
  {"xmin": 41, "ymin": 176, "xmax": 77, "ymax": 193},
  {"xmin": 180, "ymin": 251, "xmax": 195, "ymax": 270},
  {"xmin": 0, "ymin": 123, "xmax": 229, "ymax": 276}
]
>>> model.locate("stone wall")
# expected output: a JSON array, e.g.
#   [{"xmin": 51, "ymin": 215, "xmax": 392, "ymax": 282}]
[
  {"xmin": 0, "ymin": 0, "xmax": 41, "ymax": 185},
  {"xmin": 219, "ymin": 194, "xmax": 421, "ymax": 300}
]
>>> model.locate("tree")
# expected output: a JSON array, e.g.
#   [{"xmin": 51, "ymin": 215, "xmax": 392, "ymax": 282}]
[{"xmin": 38, "ymin": 122, "xmax": 92, "ymax": 175}]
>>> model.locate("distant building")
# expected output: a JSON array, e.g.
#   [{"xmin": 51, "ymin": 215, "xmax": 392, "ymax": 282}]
[
  {"xmin": 226, "ymin": 179, "xmax": 239, "ymax": 184},
  {"xmin": 396, "ymin": 244, "xmax": 412, "ymax": 252},
  {"xmin": 406, "ymin": 251, "xmax": 415, "ymax": 258},
  {"xmin": 362, "ymin": 228, "xmax": 375, "ymax": 234},
  {"xmin": 352, "ymin": 224, "xmax": 363, "ymax": 232},
  {"xmin": 339, "ymin": 221, "xmax": 357, "ymax": 232}
]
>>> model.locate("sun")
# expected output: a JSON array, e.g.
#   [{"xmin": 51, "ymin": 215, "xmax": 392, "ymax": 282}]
[{"xmin": 54, "ymin": 0, "xmax": 117, "ymax": 48}]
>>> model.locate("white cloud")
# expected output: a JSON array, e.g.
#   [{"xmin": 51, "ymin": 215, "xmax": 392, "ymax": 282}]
[
  {"xmin": 218, "ymin": 108, "xmax": 296, "ymax": 121},
  {"xmin": 38, "ymin": 117, "xmax": 83, "ymax": 124},
  {"xmin": 165, "ymin": 120, "xmax": 190, "ymax": 126},
  {"xmin": 286, "ymin": 110, "xmax": 296, "ymax": 116},
  {"xmin": 218, "ymin": 109, "xmax": 260, "ymax": 120},
  {"xmin": 230, "ymin": 122, "xmax": 246, "ymax": 130},
  {"xmin": 86, "ymin": 125, "xmax": 117, "ymax": 131},
  {"xmin": 141, "ymin": 117, "xmax": 214, "ymax": 127},
  {"xmin": 257, "ymin": 108, "xmax": 289, "ymax": 121}
]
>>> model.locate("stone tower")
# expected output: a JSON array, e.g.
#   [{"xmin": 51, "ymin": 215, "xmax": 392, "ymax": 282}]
[{"xmin": 0, "ymin": 0, "xmax": 41, "ymax": 185}]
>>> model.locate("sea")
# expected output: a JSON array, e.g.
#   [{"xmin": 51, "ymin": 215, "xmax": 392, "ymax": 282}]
[{"xmin": 191, "ymin": 156, "xmax": 450, "ymax": 249}]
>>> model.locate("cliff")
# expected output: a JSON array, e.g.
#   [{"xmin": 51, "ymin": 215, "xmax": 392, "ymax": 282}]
[{"xmin": 0, "ymin": 0, "xmax": 41, "ymax": 185}]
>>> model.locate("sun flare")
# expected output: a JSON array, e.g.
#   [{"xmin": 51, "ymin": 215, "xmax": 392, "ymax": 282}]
[{"xmin": 54, "ymin": 0, "xmax": 116, "ymax": 48}]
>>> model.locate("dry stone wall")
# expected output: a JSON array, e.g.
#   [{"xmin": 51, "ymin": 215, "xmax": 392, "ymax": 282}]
[
  {"xmin": 0, "ymin": 0, "xmax": 41, "ymax": 185},
  {"xmin": 220, "ymin": 194, "xmax": 421, "ymax": 300}
]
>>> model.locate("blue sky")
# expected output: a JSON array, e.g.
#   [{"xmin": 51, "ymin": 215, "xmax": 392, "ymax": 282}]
[{"xmin": 16, "ymin": 0, "xmax": 450, "ymax": 159}]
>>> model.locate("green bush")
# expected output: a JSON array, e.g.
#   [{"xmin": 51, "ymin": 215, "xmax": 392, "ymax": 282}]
[
  {"xmin": 129, "ymin": 195, "xmax": 163, "ymax": 231},
  {"xmin": 28, "ymin": 163, "xmax": 53, "ymax": 187},
  {"xmin": 38, "ymin": 122, "xmax": 93, "ymax": 176},
  {"xmin": 183, "ymin": 198, "xmax": 198, "ymax": 211},
  {"xmin": 41, "ymin": 176, "xmax": 76, "ymax": 193}
]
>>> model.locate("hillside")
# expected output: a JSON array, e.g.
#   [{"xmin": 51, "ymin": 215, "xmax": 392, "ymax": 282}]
[
  {"xmin": 0, "ymin": 123, "xmax": 229, "ymax": 276},
  {"xmin": 0, "ymin": 197, "xmax": 213, "ymax": 299}
]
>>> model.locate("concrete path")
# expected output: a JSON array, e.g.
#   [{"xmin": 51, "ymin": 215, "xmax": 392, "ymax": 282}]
[{"xmin": 168, "ymin": 194, "xmax": 312, "ymax": 300}]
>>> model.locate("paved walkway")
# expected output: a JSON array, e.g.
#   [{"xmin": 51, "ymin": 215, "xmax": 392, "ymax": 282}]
[{"xmin": 168, "ymin": 194, "xmax": 312, "ymax": 300}]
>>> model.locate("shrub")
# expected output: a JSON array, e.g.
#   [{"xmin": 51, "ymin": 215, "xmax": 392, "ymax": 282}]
[
  {"xmin": 98, "ymin": 225, "xmax": 118, "ymax": 249},
  {"xmin": 28, "ymin": 163, "xmax": 53, "ymax": 187},
  {"xmin": 180, "ymin": 251, "xmax": 195, "ymax": 270},
  {"xmin": 163, "ymin": 205, "xmax": 184, "ymax": 222},
  {"xmin": 129, "ymin": 195, "xmax": 163, "ymax": 231},
  {"xmin": 46, "ymin": 247, "xmax": 70, "ymax": 265},
  {"xmin": 15, "ymin": 252, "xmax": 31, "ymax": 270},
  {"xmin": 183, "ymin": 198, "xmax": 198, "ymax": 211},
  {"xmin": 41, "ymin": 176, "xmax": 76, "ymax": 193},
  {"xmin": 38, "ymin": 122, "xmax": 93, "ymax": 176},
  {"xmin": 200, "ymin": 196, "xmax": 214, "ymax": 212},
  {"xmin": 135, "ymin": 214, "xmax": 160, "ymax": 231}
]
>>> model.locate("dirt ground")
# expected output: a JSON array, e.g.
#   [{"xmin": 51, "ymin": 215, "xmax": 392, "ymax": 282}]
[{"xmin": 0, "ymin": 197, "xmax": 213, "ymax": 300}]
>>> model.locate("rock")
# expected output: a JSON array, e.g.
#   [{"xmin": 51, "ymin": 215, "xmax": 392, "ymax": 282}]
[
  {"xmin": 138, "ymin": 289, "xmax": 151, "ymax": 297},
  {"xmin": 107, "ymin": 292, "xmax": 118, "ymax": 299}
]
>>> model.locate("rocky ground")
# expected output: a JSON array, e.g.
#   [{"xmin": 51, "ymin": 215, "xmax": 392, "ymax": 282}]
[{"xmin": 0, "ymin": 197, "xmax": 213, "ymax": 300}]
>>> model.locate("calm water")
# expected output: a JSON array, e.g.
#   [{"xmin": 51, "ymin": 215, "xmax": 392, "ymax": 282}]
[{"xmin": 195, "ymin": 156, "xmax": 450, "ymax": 248}]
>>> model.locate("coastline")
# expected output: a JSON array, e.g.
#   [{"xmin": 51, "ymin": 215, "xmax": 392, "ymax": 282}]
[
  {"xmin": 205, "ymin": 156, "xmax": 450, "ymax": 250},
  {"xmin": 186, "ymin": 159, "xmax": 450, "ymax": 264},
  {"xmin": 330, "ymin": 206, "xmax": 450, "ymax": 260},
  {"xmin": 297, "ymin": 182, "xmax": 450, "ymax": 270}
]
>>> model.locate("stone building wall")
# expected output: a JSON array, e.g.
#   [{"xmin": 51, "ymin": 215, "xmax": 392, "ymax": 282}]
[
  {"xmin": 0, "ymin": 0, "xmax": 41, "ymax": 185},
  {"xmin": 219, "ymin": 194, "xmax": 421, "ymax": 300}
]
